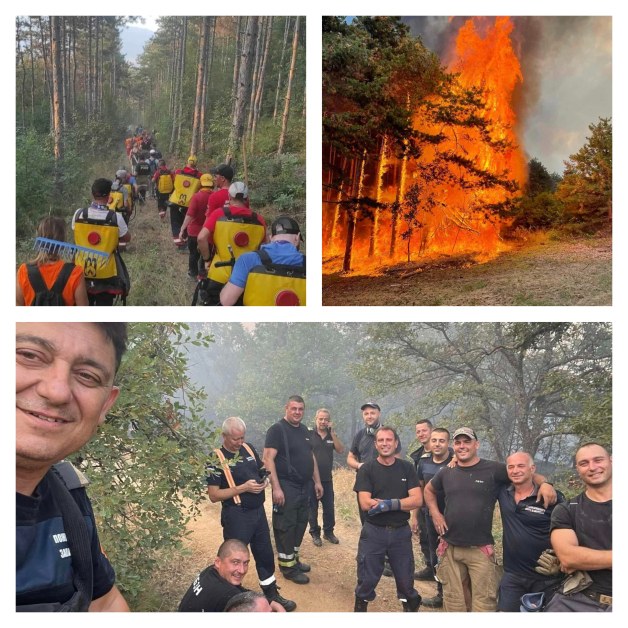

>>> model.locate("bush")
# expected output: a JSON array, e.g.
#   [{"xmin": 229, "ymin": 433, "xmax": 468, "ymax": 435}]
[{"xmin": 509, "ymin": 191, "xmax": 565, "ymax": 231}]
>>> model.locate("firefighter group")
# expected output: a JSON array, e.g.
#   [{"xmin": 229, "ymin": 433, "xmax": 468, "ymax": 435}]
[{"xmin": 17, "ymin": 126, "xmax": 306, "ymax": 307}]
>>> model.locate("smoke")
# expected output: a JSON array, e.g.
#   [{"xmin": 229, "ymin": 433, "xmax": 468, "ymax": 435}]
[{"xmin": 401, "ymin": 16, "xmax": 612, "ymax": 174}]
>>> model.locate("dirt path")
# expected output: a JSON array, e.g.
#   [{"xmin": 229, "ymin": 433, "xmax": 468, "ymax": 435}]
[
  {"xmin": 322, "ymin": 233, "xmax": 611, "ymax": 306},
  {"xmin": 171, "ymin": 470, "xmax": 441, "ymax": 613}
]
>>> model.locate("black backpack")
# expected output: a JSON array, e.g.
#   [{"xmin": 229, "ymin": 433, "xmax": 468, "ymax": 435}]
[{"xmin": 26, "ymin": 263, "xmax": 75, "ymax": 306}]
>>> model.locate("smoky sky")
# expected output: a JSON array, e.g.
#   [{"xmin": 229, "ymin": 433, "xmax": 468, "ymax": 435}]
[{"xmin": 402, "ymin": 16, "xmax": 612, "ymax": 175}]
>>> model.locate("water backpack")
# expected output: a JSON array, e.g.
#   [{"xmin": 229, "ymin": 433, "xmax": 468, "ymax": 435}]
[
  {"xmin": 169, "ymin": 172, "xmax": 201, "ymax": 208},
  {"xmin": 73, "ymin": 208, "xmax": 130, "ymax": 303},
  {"xmin": 242, "ymin": 249, "xmax": 306, "ymax": 306},
  {"xmin": 207, "ymin": 206, "xmax": 266, "ymax": 284},
  {"xmin": 157, "ymin": 172, "xmax": 174, "ymax": 194},
  {"xmin": 25, "ymin": 263, "xmax": 75, "ymax": 306},
  {"xmin": 107, "ymin": 189, "xmax": 125, "ymax": 212}
]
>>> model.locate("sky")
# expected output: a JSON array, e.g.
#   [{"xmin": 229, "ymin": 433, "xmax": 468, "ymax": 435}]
[{"xmin": 401, "ymin": 16, "xmax": 612, "ymax": 175}]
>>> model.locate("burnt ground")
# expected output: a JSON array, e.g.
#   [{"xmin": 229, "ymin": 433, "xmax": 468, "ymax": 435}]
[{"xmin": 322, "ymin": 232, "xmax": 611, "ymax": 307}]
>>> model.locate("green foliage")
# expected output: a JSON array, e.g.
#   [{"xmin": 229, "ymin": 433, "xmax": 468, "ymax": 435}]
[
  {"xmin": 556, "ymin": 117, "xmax": 612, "ymax": 228},
  {"xmin": 354, "ymin": 322, "xmax": 611, "ymax": 462},
  {"xmin": 509, "ymin": 191, "xmax": 565, "ymax": 231},
  {"xmin": 71, "ymin": 323, "xmax": 218, "ymax": 604},
  {"xmin": 526, "ymin": 158, "xmax": 558, "ymax": 196},
  {"xmin": 248, "ymin": 152, "xmax": 306, "ymax": 216}
]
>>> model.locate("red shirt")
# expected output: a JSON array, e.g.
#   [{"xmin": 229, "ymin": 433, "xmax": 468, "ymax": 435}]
[
  {"xmin": 185, "ymin": 188, "xmax": 213, "ymax": 237},
  {"xmin": 175, "ymin": 166, "xmax": 202, "ymax": 178},
  {"xmin": 203, "ymin": 206, "xmax": 267, "ymax": 245}
]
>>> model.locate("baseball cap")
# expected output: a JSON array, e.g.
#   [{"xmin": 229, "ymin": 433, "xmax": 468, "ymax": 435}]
[
  {"xmin": 210, "ymin": 163, "xmax": 234, "ymax": 180},
  {"xmin": 200, "ymin": 173, "xmax": 214, "ymax": 188},
  {"xmin": 452, "ymin": 427, "xmax": 477, "ymax": 440},
  {"xmin": 116, "ymin": 169, "xmax": 128, "ymax": 179},
  {"xmin": 361, "ymin": 402, "xmax": 381, "ymax": 411},
  {"xmin": 228, "ymin": 181, "xmax": 249, "ymax": 199},
  {"xmin": 271, "ymin": 216, "xmax": 303, "ymax": 240}
]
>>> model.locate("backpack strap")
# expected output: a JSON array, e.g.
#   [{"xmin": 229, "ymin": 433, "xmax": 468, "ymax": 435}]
[
  {"xmin": 47, "ymin": 463, "xmax": 94, "ymax": 611},
  {"xmin": 223, "ymin": 205, "xmax": 233, "ymax": 219},
  {"xmin": 50, "ymin": 263, "xmax": 75, "ymax": 297},
  {"xmin": 257, "ymin": 249, "xmax": 273, "ymax": 267},
  {"xmin": 25, "ymin": 264, "xmax": 47, "ymax": 302},
  {"xmin": 213, "ymin": 448, "xmax": 242, "ymax": 505}
]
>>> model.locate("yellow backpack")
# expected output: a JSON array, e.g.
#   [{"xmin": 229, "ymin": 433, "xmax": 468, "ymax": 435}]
[
  {"xmin": 207, "ymin": 207, "xmax": 266, "ymax": 284},
  {"xmin": 169, "ymin": 173, "xmax": 201, "ymax": 208},
  {"xmin": 243, "ymin": 249, "xmax": 306, "ymax": 306}
]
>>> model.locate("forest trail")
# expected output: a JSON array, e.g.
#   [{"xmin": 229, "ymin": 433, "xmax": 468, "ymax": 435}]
[
  {"xmin": 159, "ymin": 469, "xmax": 442, "ymax": 613},
  {"xmin": 322, "ymin": 232, "xmax": 611, "ymax": 307},
  {"xmin": 120, "ymin": 192, "xmax": 197, "ymax": 306}
]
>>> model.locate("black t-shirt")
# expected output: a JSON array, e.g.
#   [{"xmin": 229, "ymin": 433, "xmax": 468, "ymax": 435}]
[
  {"xmin": 311, "ymin": 428, "xmax": 335, "ymax": 482},
  {"xmin": 178, "ymin": 565, "xmax": 247, "ymax": 612},
  {"xmin": 417, "ymin": 452, "xmax": 453, "ymax": 514},
  {"xmin": 265, "ymin": 419, "xmax": 314, "ymax": 486},
  {"xmin": 429, "ymin": 458, "xmax": 508, "ymax": 546},
  {"xmin": 550, "ymin": 492, "xmax": 612, "ymax": 595},
  {"xmin": 498, "ymin": 484, "xmax": 565, "ymax": 576},
  {"xmin": 354, "ymin": 458, "xmax": 419, "ymax": 526},
  {"xmin": 351, "ymin": 427, "xmax": 402, "ymax": 463},
  {"xmin": 206, "ymin": 444, "xmax": 265, "ymax": 509}
]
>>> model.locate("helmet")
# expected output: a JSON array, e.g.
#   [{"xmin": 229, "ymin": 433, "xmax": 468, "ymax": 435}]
[
  {"xmin": 116, "ymin": 169, "xmax": 128, "ymax": 179},
  {"xmin": 187, "ymin": 155, "xmax": 197, "ymax": 166},
  {"xmin": 150, "ymin": 149, "xmax": 156, "ymax": 155},
  {"xmin": 200, "ymin": 173, "xmax": 214, "ymax": 188}
]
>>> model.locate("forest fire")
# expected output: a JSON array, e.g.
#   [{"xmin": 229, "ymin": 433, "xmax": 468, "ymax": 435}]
[{"xmin": 324, "ymin": 17, "xmax": 528, "ymax": 274}]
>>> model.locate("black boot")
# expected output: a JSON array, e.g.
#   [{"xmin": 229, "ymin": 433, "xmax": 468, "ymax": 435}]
[
  {"xmin": 354, "ymin": 597, "xmax": 368, "ymax": 612},
  {"xmin": 401, "ymin": 592, "xmax": 422, "ymax": 612},
  {"xmin": 261, "ymin": 582, "xmax": 297, "ymax": 612}
]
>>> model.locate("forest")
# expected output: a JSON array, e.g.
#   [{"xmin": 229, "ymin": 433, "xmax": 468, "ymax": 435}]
[
  {"xmin": 15, "ymin": 16, "xmax": 306, "ymax": 305},
  {"xmin": 75, "ymin": 322, "xmax": 611, "ymax": 606},
  {"xmin": 322, "ymin": 17, "xmax": 611, "ymax": 305}
]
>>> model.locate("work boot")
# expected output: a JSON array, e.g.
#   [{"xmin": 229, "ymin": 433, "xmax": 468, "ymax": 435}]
[
  {"xmin": 422, "ymin": 594, "xmax": 443, "ymax": 608},
  {"xmin": 414, "ymin": 566, "xmax": 434, "ymax": 580},
  {"xmin": 311, "ymin": 534, "xmax": 322, "ymax": 547},
  {"xmin": 296, "ymin": 560, "xmax": 311, "ymax": 572},
  {"xmin": 280, "ymin": 568, "xmax": 309, "ymax": 584},
  {"xmin": 354, "ymin": 597, "xmax": 368, "ymax": 612},
  {"xmin": 323, "ymin": 531, "xmax": 340, "ymax": 544},
  {"xmin": 261, "ymin": 582, "xmax": 297, "ymax": 612},
  {"xmin": 401, "ymin": 593, "xmax": 422, "ymax": 612}
]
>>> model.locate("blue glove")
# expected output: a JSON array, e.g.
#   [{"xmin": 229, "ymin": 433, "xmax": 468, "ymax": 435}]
[{"xmin": 368, "ymin": 499, "xmax": 401, "ymax": 516}]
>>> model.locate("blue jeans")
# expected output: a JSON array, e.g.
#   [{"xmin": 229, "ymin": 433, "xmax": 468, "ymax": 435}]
[{"xmin": 308, "ymin": 480, "xmax": 335, "ymax": 535}]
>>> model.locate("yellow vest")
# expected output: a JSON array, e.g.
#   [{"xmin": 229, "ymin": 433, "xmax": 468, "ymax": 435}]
[
  {"xmin": 73, "ymin": 208, "xmax": 119, "ymax": 279},
  {"xmin": 207, "ymin": 208, "xmax": 266, "ymax": 284},
  {"xmin": 169, "ymin": 173, "xmax": 201, "ymax": 208},
  {"xmin": 243, "ymin": 250, "xmax": 306, "ymax": 306}
]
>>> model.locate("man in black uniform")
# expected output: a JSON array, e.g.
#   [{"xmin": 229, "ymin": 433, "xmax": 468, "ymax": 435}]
[
  {"xmin": 412, "ymin": 427, "xmax": 454, "ymax": 608},
  {"xmin": 178, "ymin": 539, "xmax": 286, "ymax": 612},
  {"xmin": 263, "ymin": 396, "xmax": 323, "ymax": 584},
  {"xmin": 544, "ymin": 442, "xmax": 612, "ymax": 612},
  {"xmin": 206, "ymin": 416, "xmax": 295, "ymax": 611},
  {"xmin": 309, "ymin": 408, "xmax": 344, "ymax": 546},
  {"xmin": 347, "ymin": 402, "xmax": 401, "ymax": 576},
  {"xmin": 496, "ymin": 451, "xmax": 565, "ymax": 611},
  {"xmin": 408, "ymin": 419, "xmax": 435, "ymax": 580},
  {"xmin": 424, "ymin": 427, "xmax": 557, "ymax": 612},
  {"xmin": 16, "ymin": 323, "xmax": 129, "ymax": 612},
  {"xmin": 354, "ymin": 426, "xmax": 422, "ymax": 612}
]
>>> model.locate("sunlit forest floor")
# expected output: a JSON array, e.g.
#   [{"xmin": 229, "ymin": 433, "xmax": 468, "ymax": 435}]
[{"xmin": 322, "ymin": 231, "xmax": 611, "ymax": 306}]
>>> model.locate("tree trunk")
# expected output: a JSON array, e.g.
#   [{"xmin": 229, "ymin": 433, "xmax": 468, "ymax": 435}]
[
  {"xmin": 369, "ymin": 135, "xmax": 388, "ymax": 258},
  {"xmin": 277, "ymin": 16, "xmax": 299, "ymax": 155},
  {"xmin": 200, "ymin": 17, "xmax": 215, "ymax": 153},
  {"xmin": 343, "ymin": 153, "xmax": 366, "ymax": 272},
  {"xmin": 246, "ymin": 16, "xmax": 265, "ymax": 142},
  {"xmin": 226, "ymin": 16, "xmax": 258, "ymax": 164},
  {"xmin": 230, "ymin": 17, "xmax": 242, "ymax": 109},
  {"xmin": 51, "ymin": 16, "xmax": 64, "ymax": 173},
  {"xmin": 29, "ymin": 19, "xmax": 36, "ymax": 127},
  {"xmin": 37, "ymin": 17, "xmax": 53, "ymax": 125},
  {"xmin": 190, "ymin": 17, "xmax": 210, "ymax": 157},
  {"xmin": 273, "ymin": 17, "xmax": 290, "ymax": 124},
  {"xmin": 250, "ymin": 16, "xmax": 273, "ymax": 153},
  {"xmin": 175, "ymin": 17, "xmax": 188, "ymax": 145}
]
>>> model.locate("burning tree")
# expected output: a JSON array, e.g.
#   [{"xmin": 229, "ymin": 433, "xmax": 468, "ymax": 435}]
[{"xmin": 323, "ymin": 16, "xmax": 528, "ymax": 272}]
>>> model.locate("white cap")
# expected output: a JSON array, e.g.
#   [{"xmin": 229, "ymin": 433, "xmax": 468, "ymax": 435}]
[{"xmin": 228, "ymin": 181, "xmax": 249, "ymax": 199}]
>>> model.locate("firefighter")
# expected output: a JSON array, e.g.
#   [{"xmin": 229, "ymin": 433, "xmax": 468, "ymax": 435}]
[{"xmin": 168, "ymin": 156, "xmax": 202, "ymax": 247}]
